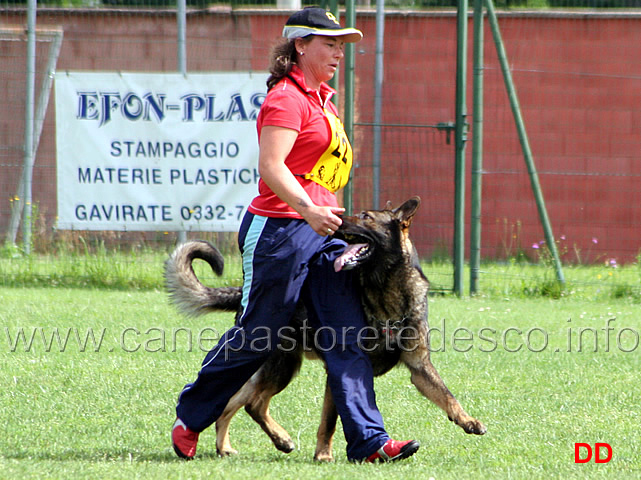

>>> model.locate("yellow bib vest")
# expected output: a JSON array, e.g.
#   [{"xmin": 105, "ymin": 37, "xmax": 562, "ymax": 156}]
[{"xmin": 301, "ymin": 108, "xmax": 353, "ymax": 193}]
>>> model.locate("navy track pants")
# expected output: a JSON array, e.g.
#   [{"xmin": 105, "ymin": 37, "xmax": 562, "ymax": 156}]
[{"xmin": 175, "ymin": 212, "xmax": 389, "ymax": 460}]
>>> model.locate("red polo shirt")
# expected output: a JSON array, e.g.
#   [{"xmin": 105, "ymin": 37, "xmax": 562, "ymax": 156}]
[{"xmin": 248, "ymin": 65, "xmax": 341, "ymax": 218}]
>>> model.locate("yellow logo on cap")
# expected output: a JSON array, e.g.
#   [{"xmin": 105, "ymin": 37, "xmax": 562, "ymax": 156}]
[{"xmin": 325, "ymin": 12, "xmax": 340, "ymax": 25}]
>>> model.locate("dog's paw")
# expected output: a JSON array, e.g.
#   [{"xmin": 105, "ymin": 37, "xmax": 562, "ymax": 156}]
[
  {"xmin": 449, "ymin": 414, "xmax": 487, "ymax": 435},
  {"xmin": 273, "ymin": 437, "xmax": 295, "ymax": 454},
  {"xmin": 217, "ymin": 447, "xmax": 239, "ymax": 457},
  {"xmin": 461, "ymin": 418, "xmax": 487, "ymax": 435},
  {"xmin": 313, "ymin": 450, "xmax": 334, "ymax": 462}
]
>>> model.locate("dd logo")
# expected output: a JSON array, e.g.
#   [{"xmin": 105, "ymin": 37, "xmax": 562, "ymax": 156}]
[{"xmin": 574, "ymin": 442, "xmax": 612, "ymax": 464}]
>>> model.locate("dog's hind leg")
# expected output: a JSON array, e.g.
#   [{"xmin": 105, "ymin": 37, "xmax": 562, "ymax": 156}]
[
  {"xmin": 242, "ymin": 349, "xmax": 304, "ymax": 454},
  {"xmin": 216, "ymin": 378, "xmax": 255, "ymax": 456},
  {"xmin": 313, "ymin": 379, "xmax": 338, "ymax": 462},
  {"xmin": 243, "ymin": 383, "xmax": 296, "ymax": 453},
  {"xmin": 400, "ymin": 324, "xmax": 486, "ymax": 435},
  {"xmin": 216, "ymin": 366, "xmax": 298, "ymax": 455}
]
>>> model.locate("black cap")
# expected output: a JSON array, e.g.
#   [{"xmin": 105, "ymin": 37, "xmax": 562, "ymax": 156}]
[{"xmin": 282, "ymin": 7, "xmax": 362, "ymax": 43}]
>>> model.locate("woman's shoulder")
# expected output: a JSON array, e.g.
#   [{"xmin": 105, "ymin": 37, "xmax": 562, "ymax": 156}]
[
  {"xmin": 262, "ymin": 79, "xmax": 312, "ymax": 119},
  {"xmin": 259, "ymin": 81, "xmax": 311, "ymax": 130},
  {"xmin": 266, "ymin": 77, "xmax": 309, "ymax": 105}
]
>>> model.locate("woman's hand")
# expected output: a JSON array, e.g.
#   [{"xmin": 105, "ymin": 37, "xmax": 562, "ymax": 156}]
[{"xmin": 300, "ymin": 205, "xmax": 344, "ymax": 236}]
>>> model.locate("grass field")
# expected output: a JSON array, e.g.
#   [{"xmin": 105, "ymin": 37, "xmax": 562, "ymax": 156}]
[{"xmin": 2, "ymin": 282, "xmax": 640, "ymax": 479}]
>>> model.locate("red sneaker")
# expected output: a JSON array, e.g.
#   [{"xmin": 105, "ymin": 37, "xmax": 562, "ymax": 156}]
[
  {"xmin": 172, "ymin": 418, "xmax": 199, "ymax": 459},
  {"xmin": 366, "ymin": 439, "xmax": 420, "ymax": 463}
]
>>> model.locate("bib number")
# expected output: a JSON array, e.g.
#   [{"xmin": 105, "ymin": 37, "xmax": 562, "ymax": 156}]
[{"xmin": 303, "ymin": 109, "xmax": 353, "ymax": 193}]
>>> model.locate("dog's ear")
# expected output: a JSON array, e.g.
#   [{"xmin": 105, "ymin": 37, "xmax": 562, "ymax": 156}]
[
  {"xmin": 394, "ymin": 196, "xmax": 421, "ymax": 228},
  {"xmin": 384, "ymin": 200, "xmax": 393, "ymax": 211}
]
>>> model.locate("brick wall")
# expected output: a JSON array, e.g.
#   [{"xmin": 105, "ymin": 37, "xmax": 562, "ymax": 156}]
[{"xmin": 2, "ymin": 8, "xmax": 639, "ymax": 262}]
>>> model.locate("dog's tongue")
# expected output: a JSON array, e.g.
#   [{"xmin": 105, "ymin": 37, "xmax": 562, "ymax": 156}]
[{"xmin": 334, "ymin": 243, "xmax": 368, "ymax": 272}]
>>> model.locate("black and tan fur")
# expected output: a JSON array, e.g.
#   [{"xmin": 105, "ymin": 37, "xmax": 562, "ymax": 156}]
[{"xmin": 165, "ymin": 197, "xmax": 486, "ymax": 461}]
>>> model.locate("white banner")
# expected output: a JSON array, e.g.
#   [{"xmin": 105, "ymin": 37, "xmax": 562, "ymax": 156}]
[{"xmin": 55, "ymin": 71, "xmax": 268, "ymax": 231}]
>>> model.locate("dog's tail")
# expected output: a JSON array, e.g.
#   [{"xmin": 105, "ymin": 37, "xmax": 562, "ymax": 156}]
[{"xmin": 164, "ymin": 240, "xmax": 242, "ymax": 317}]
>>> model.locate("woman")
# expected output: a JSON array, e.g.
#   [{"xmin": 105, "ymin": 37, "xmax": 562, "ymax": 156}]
[{"xmin": 172, "ymin": 7, "xmax": 419, "ymax": 463}]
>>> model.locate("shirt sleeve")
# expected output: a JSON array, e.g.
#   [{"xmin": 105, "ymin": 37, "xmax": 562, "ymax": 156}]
[{"xmin": 259, "ymin": 83, "xmax": 308, "ymax": 133}]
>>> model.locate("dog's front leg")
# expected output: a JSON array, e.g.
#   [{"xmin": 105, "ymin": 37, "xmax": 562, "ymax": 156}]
[
  {"xmin": 400, "ymin": 322, "xmax": 486, "ymax": 435},
  {"xmin": 313, "ymin": 379, "xmax": 338, "ymax": 462}
]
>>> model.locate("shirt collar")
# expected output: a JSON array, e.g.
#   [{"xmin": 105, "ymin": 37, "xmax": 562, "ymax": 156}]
[{"xmin": 289, "ymin": 65, "xmax": 336, "ymax": 108}]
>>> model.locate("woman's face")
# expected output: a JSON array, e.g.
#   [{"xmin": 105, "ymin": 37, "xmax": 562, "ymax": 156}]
[{"xmin": 296, "ymin": 35, "xmax": 346, "ymax": 88}]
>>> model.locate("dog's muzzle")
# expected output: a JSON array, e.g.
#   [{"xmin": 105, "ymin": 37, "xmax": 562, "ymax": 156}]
[{"xmin": 333, "ymin": 243, "xmax": 370, "ymax": 272}]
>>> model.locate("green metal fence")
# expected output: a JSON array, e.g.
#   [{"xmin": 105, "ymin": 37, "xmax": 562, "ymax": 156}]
[{"xmin": 2, "ymin": 2, "xmax": 641, "ymax": 297}]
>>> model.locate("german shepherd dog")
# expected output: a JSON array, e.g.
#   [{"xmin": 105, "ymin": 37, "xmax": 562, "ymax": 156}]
[{"xmin": 165, "ymin": 197, "xmax": 486, "ymax": 461}]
